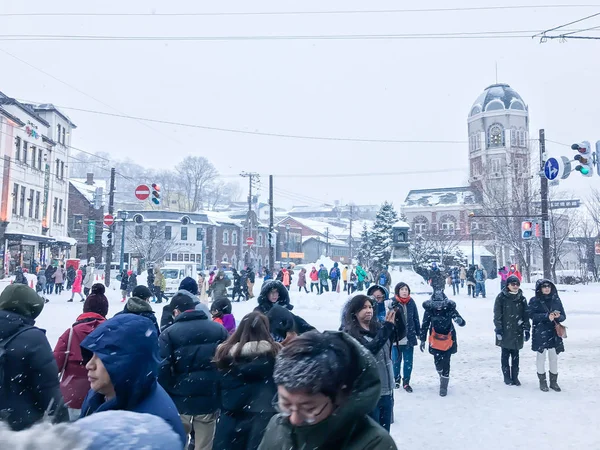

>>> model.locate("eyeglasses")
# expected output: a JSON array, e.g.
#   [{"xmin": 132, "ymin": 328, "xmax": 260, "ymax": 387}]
[
  {"xmin": 372, "ymin": 295, "xmax": 385, "ymax": 301},
  {"xmin": 508, "ymin": 282, "xmax": 520, "ymax": 286},
  {"xmin": 273, "ymin": 398, "xmax": 330, "ymax": 423}
]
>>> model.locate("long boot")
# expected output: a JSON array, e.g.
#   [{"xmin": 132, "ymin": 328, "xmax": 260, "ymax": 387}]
[
  {"xmin": 439, "ymin": 376, "xmax": 449, "ymax": 397},
  {"xmin": 549, "ymin": 373, "xmax": 561, "ymax": 392},
  {"xmin": 403, "ymin": 378, "xmax": 413, "ymax": 393},
  {"xmin": 538, "ymin": 373, "xmax": 549, "ymax": 392},
  {"xmin": 502, "ymin": 364, "xmax": 513, "ymax": 385},
  {"xmin": 511, "ymin": 358, "xmax": 521, "ymax": 386}
]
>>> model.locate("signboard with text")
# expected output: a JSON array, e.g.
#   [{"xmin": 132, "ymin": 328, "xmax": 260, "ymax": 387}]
[{"xmin": 88, "ymin": 220, "xmax": 96, "ymax": 244}]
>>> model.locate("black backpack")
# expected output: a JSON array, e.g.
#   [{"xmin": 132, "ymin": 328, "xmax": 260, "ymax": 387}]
[{"xmin": 0, "ymin": 327, "xmax": 33, "ymax": 419}]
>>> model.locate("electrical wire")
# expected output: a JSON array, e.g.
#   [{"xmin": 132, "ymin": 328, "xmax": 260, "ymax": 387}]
[
  {"xmin": 0, "ymin": 31, "xmax": 541, "ymax": 41},
  {"xmin": 1, "ymin": 5, "xmax": 598, "ymax": 17},
  {"xmin": 12, "ymin": 101, "xmax": 468, "ymax": 145},
  {"xmin": 536, "ymin": 11, "xmax": 600, "ymax": 35}
]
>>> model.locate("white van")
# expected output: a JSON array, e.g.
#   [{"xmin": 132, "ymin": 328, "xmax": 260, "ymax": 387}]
[
  {"xmin": 161, "ymin": 264, "xmax": 196, "ymax": 297},
  {"xmin": 96, "ymin": 263, "xmax": 124, "ymax": 281}
]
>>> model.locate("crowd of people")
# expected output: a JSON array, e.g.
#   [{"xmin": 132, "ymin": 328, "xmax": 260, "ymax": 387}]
[{"xmin": 0, "ymin": 259, "xmax": 569, "ymax": 449}]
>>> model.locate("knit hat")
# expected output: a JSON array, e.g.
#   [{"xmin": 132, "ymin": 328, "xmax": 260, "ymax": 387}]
[
  {"xmin": 83, "ymin": 289, "xmax": 109, "ymax": 318},
  {"xmin": 178, "ymin": 276, "xmax": 199, "ymax": 295},
  {"xmin": 169, "ymin": 292, "xmax": 196, "ymax": 313},
  {"xmin": 132, "ymin": 285, "xmax": 153, "ymax": 300},
  {"xmin": 0, "ymin": 284, "xmax": 44, "ymax": 319},
  {"xmin": 506, "ymin": 275, "xmax": 520, "ymax": 286},
  {"xmin": 394, "ymin": 282, "xmax": 411, "ymax": 296}
]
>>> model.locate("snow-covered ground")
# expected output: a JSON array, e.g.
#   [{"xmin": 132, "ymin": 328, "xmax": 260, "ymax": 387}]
[{"xmin": 19, "ymin": 273, "xmax": 600, "ymax": 449}]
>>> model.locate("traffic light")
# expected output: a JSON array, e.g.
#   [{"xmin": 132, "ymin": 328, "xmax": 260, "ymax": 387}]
[
  {"xmin": 521, "ymin": 220, "xmax": 534, "ymax": 240},
  {"xmin": 571, "ymin": 141, "xmax": 594, "ymax": 177},
  {"xmin": 151, "ymin": 183, "xmax": 160, "ymax": 205}
]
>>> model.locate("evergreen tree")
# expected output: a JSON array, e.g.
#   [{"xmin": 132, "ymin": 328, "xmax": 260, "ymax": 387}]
[
  {"xmin": 370, "ymin": 202, "xmax": 398, "ymax": 270},
  {"xmin": 357, "ymin": 223, "xmax": 372, "ymax": 267}
]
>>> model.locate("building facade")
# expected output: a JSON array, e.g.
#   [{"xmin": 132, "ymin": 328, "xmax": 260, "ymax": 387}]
[
  {"xmin": 68, "ymin": 174, "xmax": 105, "ymax": 263},
  {"xmin": 0, "ymin": 93, "xmax": 76, "ymax": 276}
]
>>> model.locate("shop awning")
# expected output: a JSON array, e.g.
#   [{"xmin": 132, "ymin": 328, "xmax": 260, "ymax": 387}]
[
  {"xmin": 52, "ymin": 236, "xmax": 77, "ymax": 246},
  {"xmin": 4, "ymin": 232, "xmax": 55, "ymax": 244}
]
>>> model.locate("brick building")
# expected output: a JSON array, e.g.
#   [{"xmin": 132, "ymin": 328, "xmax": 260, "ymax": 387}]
[{"xmin": 68, "ymin": 174, "xmax": 104, "ymax": 262}]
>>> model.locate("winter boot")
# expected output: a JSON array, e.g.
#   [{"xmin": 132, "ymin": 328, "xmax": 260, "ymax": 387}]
[
  {"xmin": 394, "ymin": 379, "xmax": 401, "ymax": 390},
  {"xmin": 502, "ymin": 365, "xmax": 513, "ymax": 386},
  {"xmin": 511, "ymin": 367, "xmax": 521, "ymax": 386},
  {"xmin": 67, "ymin": 299, "xmax": 73, "ymax": 303},
  {"xmin": 549, "ymin": 373, "xmax": 561, "ymax": 392},
  {"xmin": 403, "ymin": 379, "xmax": 413, "ymax": 393},
  {"xmin": 439, "ymin": 376, "xmax": 449, "ymax": 397},
  {"xmin": 538, "ymin": 373, "xmax": 549, "ymax": 392}
]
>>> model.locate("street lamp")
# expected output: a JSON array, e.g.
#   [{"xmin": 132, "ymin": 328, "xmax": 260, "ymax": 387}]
[
  {"xmin": 285, "ymin": 224, "xmax": 290, "ymax": 266},
  {"xmin": 117, "ymin": 210, "xmax": 129, "ymax": 273}
]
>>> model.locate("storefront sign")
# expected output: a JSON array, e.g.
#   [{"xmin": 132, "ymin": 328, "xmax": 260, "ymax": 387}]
[{"xmin": 88, "ymin": 220, "xmax": 96, "ymax": 244}]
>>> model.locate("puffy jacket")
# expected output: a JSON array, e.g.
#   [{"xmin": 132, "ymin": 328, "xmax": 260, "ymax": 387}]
[
  {"xmin": 309, "ymin": 269, "xmax": 318, "ymax": 282},
  {"xmin": 83, "ymin": 269, "xmax": 95, "ymax": 289},
  {"xmin": 53, "ymin": 268, "xmax": 65, "ymax": 284},
  {"xmin": 420, "ymin": 293, "xmax": 466, "ymax": 355},
  {"xmin": 72, "ymin": 270, "xmax": 83, "ymax": 293},
  {"xmin": 53, "ymin": 312, "xmax": 106, "ymax": 409},
  {"xmin": 528, "ymin": 279, "xmax": 566, "ymax": 354},
  {"xmin": 0, "ymin": 310, "xmax": 68, "ymax": 430},
  {"xmin": 297, "ymin": 270, "xmax": 307, "ymax": 287},
  {"xmin": 255, "ymin": 281, "xmax": 314, "ymax": 335},
  {"xmin": 80, "ymin": 314, "xmax": 186, "ymax": 448},
  {"xmin": 392, "ymin": 297, "xmax": 421, "ymax": 347},
  {"xmin": 257, "ymin": 332, "xmax": 398, "ymax": 450},
  {"xmin": 355, "ymin": 266, "xmax": 367, "ymax": 282},
  {"xmin": 318, "ymin": 268, "xmax": 328, "ymax": 282},
  {"xmin": 114, "ymin": 296, "xmax": 160, "ymax": 334},
  {"xmin": 210, "ymin": 270, "xmax": 231, "ymax": 299},
  {"xmin": 158, "ymin": 309, "xmax": 228, "ymax": 415},
  {"xmin": 493, "ymin": 288, "xmax": 530, "ymax": 350}
]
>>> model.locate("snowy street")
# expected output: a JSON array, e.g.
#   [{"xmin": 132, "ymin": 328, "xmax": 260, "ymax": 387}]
[{"xmin": 32, "ymin": 274, "xmax": 600, "ymax": 450}]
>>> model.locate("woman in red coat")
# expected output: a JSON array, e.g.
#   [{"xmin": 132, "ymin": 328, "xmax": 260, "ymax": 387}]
[
  {"xmin": 68, "ymin": 269, "xmax": 84, "ymax": 302},
  {"xmin": 54, "ymin": 283, "xmax": 108, "ymax": 419}
]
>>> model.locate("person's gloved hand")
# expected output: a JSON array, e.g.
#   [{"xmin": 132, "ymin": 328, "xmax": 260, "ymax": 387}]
[
  {"xmin": 419, "ymin": 341, "xmax": 426, "ymax": 352},
  {"xmin": 495, "ymin": 329, "xmax": 503, "ymax": 341},
  {"xmin": 524, "ymin": 330, "xmax": 531, "ymax": 342}
]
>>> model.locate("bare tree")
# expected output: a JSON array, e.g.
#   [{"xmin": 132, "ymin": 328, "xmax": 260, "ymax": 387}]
[
  {"xmin": 176, "ymin": 156, "xmax": 218, "ymax": 212},
  {"xmin": 204, "ymin": 181, "xmax": 242, "ymax": 211},
  {"xmin": 127, "ymin": 225, "xmax": 180, "ymax": 266},
  {"xmin": 410, "ymin": 230, "xmax": 463, "ymax": 269}
]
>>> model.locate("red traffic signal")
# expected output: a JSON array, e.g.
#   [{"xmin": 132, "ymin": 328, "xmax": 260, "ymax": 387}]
[
  {"xmin": 521, "ymin": 221, "xmax": 534, "ymax": 240},
  {"xmin": 151, "ymin": 183, "xmax": 160, "ymax": 205}
]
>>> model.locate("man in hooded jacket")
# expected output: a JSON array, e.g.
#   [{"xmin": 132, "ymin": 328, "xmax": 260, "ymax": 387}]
[
  {"xmin": 0, "ymin": 284, "xmax": 68, "ymax": 430},
  {"xmin": 115, "ymin": 285, "xmax": 160, "ymax": 334},
  {"xmin": 255, "ymin": 280, "xmax": 315, "ymax": 335}
]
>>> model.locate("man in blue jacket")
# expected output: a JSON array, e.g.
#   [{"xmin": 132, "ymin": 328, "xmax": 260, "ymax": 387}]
[{"xmin": 80, "ymin": 314, "xmax": 186, "ymax": 449}]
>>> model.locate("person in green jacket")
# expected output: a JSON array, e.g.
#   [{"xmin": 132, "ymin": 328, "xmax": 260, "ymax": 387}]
[
  {"xmin": 258, "ymin": 330, "xmax": 398, "ymax": 450},
  {"xmin": 317, "ymin": 264, "xmax": 329, "ymax": 294},
  {"xmin": 355, "ymin": 265, "xmax": 367, "ymax": 291}
]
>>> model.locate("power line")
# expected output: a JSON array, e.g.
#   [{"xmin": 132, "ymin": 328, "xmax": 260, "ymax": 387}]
[
  {"xmin": 272, "ymin": 167, "xmax": 468, "ymax": 178},
  {"xmin": 533, "ymin": 11, "xmax": 600, "ymax": 40},
  {"xmin": 0, "ymin": 31, "xmax": 541, "ymax": 41},
  {"xmin": 1, "ymin": 5, "xmax": 598, "ymax": 17},
  {"xmin": 14, "ymin": 100, "xmax": 468, "ymax": 145}
]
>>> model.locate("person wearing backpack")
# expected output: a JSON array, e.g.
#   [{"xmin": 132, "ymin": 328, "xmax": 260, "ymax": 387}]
[
  {"xmin": 419, "ymin": 290, "xmax": 466, "ymax": 397},
  {"xmin": 329, "ymin": 262, "xmax": 341, "ymax": 292},
  {"xmin": 0, "ymin": 284, "xmax": 68, "ymax": 430},
  {"xmin": 378, "ymin": 266, "xmax": 392, "ymax": 291},
  {"xmin": 493, "ymin": 275, "xmax": 530, "ymax": 386},
  {"xmin": 53, "ymin": 284, "xmax": 108, "ymax": 420},
  {"xmin": 474, "ymin": 265, "xmax": 487, "ymax": 298}
]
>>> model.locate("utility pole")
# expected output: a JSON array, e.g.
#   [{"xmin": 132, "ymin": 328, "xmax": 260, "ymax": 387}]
[
  {"xmin": 240, "ymin": 172, "xmax": 259, "ymax": 268},
  {"xmin": 268, "ymin": 175, "xmax": 275, "ymax": 274},
  {"xmin": 104, "ymin": 168, "xmax": 116, "ymax": 287},
  {"xmin": 539, "ymin": 129, "xmax": 552, "ymax": 280},
  {"xmin": 325, "ymin": 227, "xmax": 330, "ymax": 257},
  {"xmin": 348, "ymin": 204, "xmax": 354, "ymax": 264}
]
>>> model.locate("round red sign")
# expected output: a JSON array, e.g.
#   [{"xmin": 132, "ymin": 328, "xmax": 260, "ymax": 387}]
[
  {"xmin": 135, "ymin": 184, "xmax": 150, "ymax": 201},
  {"xmin": 246, "ymin": 237, "xmax": 255, "ymax": 246},
  {"xmin": 103, "ymin": 214, "xmax": 115, "ymax": 227}
]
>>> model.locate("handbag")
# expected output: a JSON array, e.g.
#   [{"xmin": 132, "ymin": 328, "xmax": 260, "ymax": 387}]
[
  {"xmin": 58, "ymin": 327, "xmax": 74, "ymax": 382},
  {"xmin": 540, "ymin": 300, "xmax": 567, "ymax": 339},
  {"xmin": 429, "ymin": 327, "xmax": 453, "ymax": 351}
]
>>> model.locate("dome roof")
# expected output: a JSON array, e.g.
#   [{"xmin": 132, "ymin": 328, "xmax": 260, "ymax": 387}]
[{"xmin": 469, "ymin": 83, "xmax": 527, "ymax": 116}]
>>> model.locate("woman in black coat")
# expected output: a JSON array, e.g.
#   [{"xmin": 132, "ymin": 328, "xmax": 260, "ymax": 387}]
[
  {"xmin": 529, "ymin": 279, "xmax": 566, "ymax": 392},
  {"xmin": 254, "ymin": 280, "xmax": 314, "ymax": 335},
  {"xmin": 213, "ymin": 311, "xmax": 281, "ymax": 450},
  {"xmin": 419, "ymin": 291, "xmax": 466, "ymax": 397}
]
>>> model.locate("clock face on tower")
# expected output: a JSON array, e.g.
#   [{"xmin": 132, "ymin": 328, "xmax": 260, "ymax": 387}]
[{"xmin": 489, "ymin": 125, "xmax": 503, "ymax": 147}]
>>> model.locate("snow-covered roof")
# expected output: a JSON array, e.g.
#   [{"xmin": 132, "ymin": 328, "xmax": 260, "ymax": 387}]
[
  {"xmin": 393, "ymin": 220, "xmax": 410, "ymax": 228},
  {"xmin": 287, "ymin": 205, "xmax": 336, "ymax": 214},
  {"xmin": 70, "ymin": 179, "xmax": 107, "ymax": 203},
  {"xmin": 457, "ymin": 245, "xmax": 494, "ymax": 258},
  {"xmin": 404, "ymin": 186, "xmax": 477, "ymax": 208},
  {"xmin": 470, "ymin": 83, "xmax": 527, "ymax": 116},
  {"xmin": 33, "ymin": 103, "xmax": 77, "ymax": 128}
]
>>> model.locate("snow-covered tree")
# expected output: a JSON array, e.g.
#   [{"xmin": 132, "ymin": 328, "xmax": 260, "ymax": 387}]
[
  {"xmin": 357, "ymin": 223, "xmax": 372, "ymax": 267},
  {"xmin": 370, "ymin": 202, "xmax": 398, "ymax": 270}
]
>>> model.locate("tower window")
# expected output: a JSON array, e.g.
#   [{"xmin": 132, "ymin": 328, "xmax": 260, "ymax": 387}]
[{"xmin": 488, "ymin": 124, "xmax": 504, "ymax": 148}]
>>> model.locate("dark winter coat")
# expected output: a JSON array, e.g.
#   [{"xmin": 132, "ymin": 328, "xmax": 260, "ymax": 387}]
[
  {"xmin": 329, "ymin": 264, "xmax": 340, "ymax": 280},
  {"xmin": 14, "ymin": 268, "xmax": 28, "ymax": 285},
  {"xmin": 127, "ymin": 273, "xmax": 138, "ymax": 292},
  {"xmin": 257, "ymin": 332, "xmax": 397, "ymax": 450},
  {"xmin": 158, "ymin": 309, "xmax": 228, "ymax": 415},
  {"xmin": 247, "ymin": 270, "xmax": 256, "ymax": 284},
  {"xmin": 466, "ymin": 266, "xmax": 476, "ymax": 284},
  {"xmin": 119, "ymin": 273, "xmax": 129, "ymax": 291},
  {"xmin": 80, "ymin": 314, "xmax": 186, "ymax": 448},
  {"xmin": 420, "ymin": 294, "xmax": 466, "ymax": 355},
  {"xmin": 147, "ymin": 270, "xmax": 155, "ymax": 287},
  {"xmin": 450, "ymin": 268, "xmax": 460, "ymax": 285},
  {"xmin": 211, "ymin": 270, "xmax": 231, "ymax": 299},
  {"xmin": 114, "ymin": 297, "xmax": 160, "ymax": 334},
  {"xmin": 0, "ymin": 310, "xmax": 68, "ymax": 430},
  {"xmin": 255, "ymin": 281, "xmax": 314, "ymax": 335},
  {"xmin": 528, "ymin": 279, "xmax": 566, "ymax": 354},
  {"xmin": 393, "ymin": 298, "xmax": 421, "ymax": 347},
  {"xmin": 429, "ymin": 268, "xmax": 446, "ymax": 291},
  {"xmin": 493, "ymin": 289, "xmax": 530, "ymax": 350},
  {"xmin": 53, "ymin": 312, "xmax": 106, "ymax": 409}
]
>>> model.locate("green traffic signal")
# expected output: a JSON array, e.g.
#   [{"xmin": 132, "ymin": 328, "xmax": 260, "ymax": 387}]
[{"xmin": 576, "ymin": 165, "xmax": 591, "ymax": 175}]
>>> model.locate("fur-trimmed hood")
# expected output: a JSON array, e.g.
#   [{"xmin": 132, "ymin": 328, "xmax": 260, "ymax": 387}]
[{"xmin": 228, "ymin": 340, "xmax": 275, "ymax": 357}]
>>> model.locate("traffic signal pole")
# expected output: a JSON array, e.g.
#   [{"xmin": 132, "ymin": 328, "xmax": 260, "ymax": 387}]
[
  {"xmin": 539, "ymin": 129, "xmax": 552, "ymax": 280},
  {"xmin": 104, "ymin": 168, "xmax": 116, "ymax": 287}
]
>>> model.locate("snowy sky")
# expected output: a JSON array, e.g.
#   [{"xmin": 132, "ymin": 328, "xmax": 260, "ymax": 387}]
[{"xmin": 1, "ymin": 0, "xmax": 599, "ymax": 209}]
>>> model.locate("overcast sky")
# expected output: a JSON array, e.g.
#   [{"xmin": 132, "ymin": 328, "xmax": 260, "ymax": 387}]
[{"xmin": 1, "ymin": 0, "xmax": 599, "ymax": 210}]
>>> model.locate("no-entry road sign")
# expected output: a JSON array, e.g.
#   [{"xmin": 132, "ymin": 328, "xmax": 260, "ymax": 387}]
[
  {"xmin": 246, "ymin": 237, "xmax": 255, "ymax": 246},
  {"xmin": 103, "ymin": 214, "xmax": 115, "ymax": 227},
  {"xmin": 135, "ymin": 184, "xmax": 150, "ymax": 201}
]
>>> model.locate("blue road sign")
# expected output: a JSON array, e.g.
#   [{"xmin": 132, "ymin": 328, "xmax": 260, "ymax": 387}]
[{"xmin": 544, "ymin": 158, "xmax": 560, "ymax": 181}]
